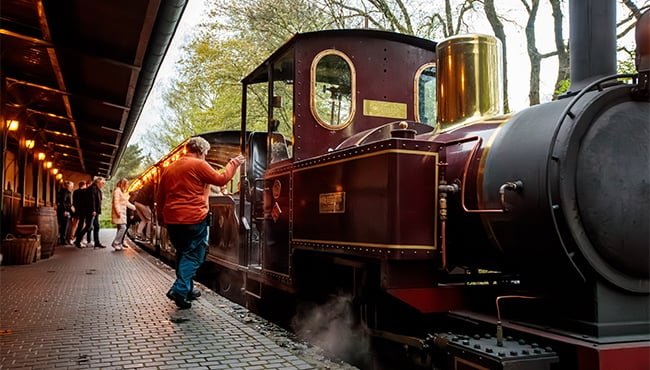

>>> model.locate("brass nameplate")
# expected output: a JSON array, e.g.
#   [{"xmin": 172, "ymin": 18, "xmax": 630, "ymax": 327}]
[
  {"xmin": 363, "ymin": 99, "xmax": 407, "ymax": 119},
  {"xmin": 319, "ymin": 192, "xmax": 345, "ymax": 214}
]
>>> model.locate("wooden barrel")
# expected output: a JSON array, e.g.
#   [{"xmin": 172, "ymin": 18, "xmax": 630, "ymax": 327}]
[{"xmin": 20, "ymin": 207, "xmax": 58, "ymax": 258}]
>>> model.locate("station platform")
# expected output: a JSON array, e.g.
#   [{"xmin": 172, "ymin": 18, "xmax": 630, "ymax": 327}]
[{"xmin": 0, "ymin": 229, "xmax": 356, "ymax": 370}]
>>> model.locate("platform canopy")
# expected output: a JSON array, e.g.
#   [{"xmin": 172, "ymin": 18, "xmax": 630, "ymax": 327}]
[{"xmin": 0, "ymin": 0, "xmax": 187, "ymax": 177}]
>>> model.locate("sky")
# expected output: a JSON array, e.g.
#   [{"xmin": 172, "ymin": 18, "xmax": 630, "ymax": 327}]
[
  {"xmin": 129, "ymin": 1, "xmax": 210, "ymax": 146},
  {"xmin": 128, "ymin": 1, "xmax": 638, "ymax": 150}
]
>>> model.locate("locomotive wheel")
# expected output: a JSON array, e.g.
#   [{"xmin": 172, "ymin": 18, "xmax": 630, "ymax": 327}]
[
  {"xmin": 217, "ymin": 268, "xmax": 244, "ymax": 305},
  {"xmin": 219, "ymin": 269, "xmax": 234, "ymax": 294}
]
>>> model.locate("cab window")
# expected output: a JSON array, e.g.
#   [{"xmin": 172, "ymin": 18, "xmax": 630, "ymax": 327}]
[
  {"xmin": 415, "ymin": 63, "xmax": 436, "ymax": 126},
  {"xmin": 272, "ymin": 52, "xmax": 294, "ymax": 159},
  {"xmin": 311, "ymin": 50, "xmax": 355, "ymax": 129}
]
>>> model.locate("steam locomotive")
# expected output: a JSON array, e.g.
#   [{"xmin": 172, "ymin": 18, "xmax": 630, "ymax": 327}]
[{"xmin": 129, "ymin": 1, "xmax": 649, "ymax": 368}]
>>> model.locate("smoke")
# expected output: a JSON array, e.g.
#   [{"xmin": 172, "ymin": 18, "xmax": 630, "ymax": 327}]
[{"xmin": 291, "ymin": 294, "xmax": 371, "ymax": 365}]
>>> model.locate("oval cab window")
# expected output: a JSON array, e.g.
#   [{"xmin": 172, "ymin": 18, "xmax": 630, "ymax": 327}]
[{"xmin": 311, "ymin": 50, "xmax": 355, "ymax": 129}]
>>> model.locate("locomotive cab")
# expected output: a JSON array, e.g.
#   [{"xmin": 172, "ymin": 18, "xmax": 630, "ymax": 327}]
[{"xmin": 238, "ymin": 30, "xmax": 442, "ymax": 293}]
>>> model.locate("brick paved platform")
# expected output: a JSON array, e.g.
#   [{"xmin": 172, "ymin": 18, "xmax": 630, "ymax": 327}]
[{"xmin": 0, "ymin": 229, "xmax": 355, "ymax": 370}]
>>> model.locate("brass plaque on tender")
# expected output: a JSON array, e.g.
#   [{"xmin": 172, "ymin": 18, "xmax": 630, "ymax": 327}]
[
  {"xmin": 363, "ymin": 99, "xmax": 407, "ymax": 119},
  {"xmin": 319, "ymin": 192, "xmax": 346, "ymax": 214}
]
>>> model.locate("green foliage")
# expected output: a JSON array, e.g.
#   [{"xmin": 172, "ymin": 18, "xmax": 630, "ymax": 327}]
[
  {"xmin": 113, "ymin": 144, "xmax": 149, "ymax": 180},
  {"xmin": 553, "ymin": 79, "xmax": 570, "ymax": 98},
  {"xmin": 618, "ymin": 54, "xmax": 637, "ymax": 75}
]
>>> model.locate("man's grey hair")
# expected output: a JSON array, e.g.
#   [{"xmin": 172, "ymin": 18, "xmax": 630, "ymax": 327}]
[
  {"xmin": 94, "ymin": 176, "xmax": 106, "ymax": 184},
  {"xmin": 186, "ymin": 137, "xmax": 211, "ymax": 155}
]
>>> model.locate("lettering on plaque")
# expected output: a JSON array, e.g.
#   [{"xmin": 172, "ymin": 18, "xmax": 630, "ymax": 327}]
[{"xmin": 319, "ymin": 192, "xmax": 345, "ymax": 214}]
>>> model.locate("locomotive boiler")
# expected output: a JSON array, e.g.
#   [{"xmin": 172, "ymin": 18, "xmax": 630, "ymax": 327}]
[{"xmin": 129, "ymin": 1, "xmax": 649, "ymax": 368}]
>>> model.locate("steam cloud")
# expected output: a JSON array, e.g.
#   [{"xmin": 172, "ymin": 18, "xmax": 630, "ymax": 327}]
[{"xmin": 291, "ymin": 294, "xmax": 371, "ymax": 365}]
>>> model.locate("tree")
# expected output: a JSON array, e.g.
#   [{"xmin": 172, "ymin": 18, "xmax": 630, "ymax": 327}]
[
  {"xmin": 551, "ymin": 0, "xmax": 648, "ymax": 98},
  {"xmin": 548, "ymin": 0, "xmax": 569, "ymax": 100},
  {"xmin": 518, "ymin": 0, "xmax": 543, "ymax": 105},
  {"xmin": 321, "ymin": 0, "xmax": 480, "ymax": 38},
  {"xmin": 322, "ymin": 0, "xmax": 416, "ymax": 34},
  {"xmin": 482, "ymin": 0, "xmax": 510, "ymax": 112},
  {"xmin": 489, "ymin": 0, "xmax": 646, "ymax": 105},
  {"xmin": 113, "ymin": 144, "xmax": 148, "ymax": 181},
  {"xmin": 139, "ymin": 0, "xmax": 648, "ymax": 151},
  {"xmin": 141, "ymin": 0, "xmax": 336, "ymax": 159}
]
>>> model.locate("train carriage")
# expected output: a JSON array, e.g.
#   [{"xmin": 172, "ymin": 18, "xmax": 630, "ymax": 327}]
[{"xmin": 130, "ymin": 2, "xmax": 649, "ymax": 368}]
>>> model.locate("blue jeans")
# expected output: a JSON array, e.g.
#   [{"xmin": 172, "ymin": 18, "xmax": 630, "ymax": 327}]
[{"xmin": 167, "ymin": 218, "xmax": 209, "ymax": 298}]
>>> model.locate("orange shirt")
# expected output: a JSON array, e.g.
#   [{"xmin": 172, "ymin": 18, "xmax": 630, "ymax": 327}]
[{"xmin": 157, "ymin": 156, "xmax": 239, "ymax": 224}]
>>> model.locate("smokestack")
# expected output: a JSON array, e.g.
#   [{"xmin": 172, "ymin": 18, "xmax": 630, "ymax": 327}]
[
  {"xmin": 568, "ymin": 0, "xmax": 617, "ymax": 92},
  {"xmin": 435, "ymin": 34, "xmax": 503, "ymax": 132}
]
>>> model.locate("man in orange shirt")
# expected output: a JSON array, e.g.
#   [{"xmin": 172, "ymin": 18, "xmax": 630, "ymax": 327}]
[{"xmin": 157, "ymin": 137, "xmax": 245, "ymax": 309}]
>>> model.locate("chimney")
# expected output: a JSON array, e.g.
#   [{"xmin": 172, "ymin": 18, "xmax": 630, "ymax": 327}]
[
  {"xmin": 568, "ymin": 0, "xmax": 617, "ymax": 92},
  {"xmin": 435, "ymin": 34, "xmax": 503, "ymax": 132}
]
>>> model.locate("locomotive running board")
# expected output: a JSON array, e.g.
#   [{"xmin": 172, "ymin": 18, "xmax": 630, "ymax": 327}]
[
  {"xmin": 244, "ymin": 265, "xmax": 297, "ymax": 294},
  {"xmin": 386, "ymin": 286, "xmax": 466, "ymax": 314},
  {"xmin": 368, "ymin": 328, "xmax": 426, "ymax": 350}
]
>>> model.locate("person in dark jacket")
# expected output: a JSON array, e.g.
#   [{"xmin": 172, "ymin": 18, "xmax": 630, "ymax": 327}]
[
  {"xmin": 56, "ymin": 181, "xmax": 74, "ymax": 245},
  {"xmin": 74, "ymin": 177, "xmax": 106, "ymax": 248},
  {"xmin": 74, "ymin": 182, "xmax": 92, "ymax": 248},
  {"xmin": 68, "ymin": 181, "xmax": 87, "ymax": 243}
]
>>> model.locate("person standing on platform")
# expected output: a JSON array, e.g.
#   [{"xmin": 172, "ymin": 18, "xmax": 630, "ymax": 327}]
[
  {"xmin": 73, "ymin": 181, "xmax": 92, "ymax": 248},
  {"xmin": 157, "ymin": 137, "xmax": 244, "ymax": 309},
  {"xmin": 56, "ymin": 181, "xmax": 74, "ymax": 245},
  {"xmin": 74, "ymin": 177, "xmax": 106, "ymax": 248},
  {"xmin": 110, "ymin": 178, "xmax": 135, "ymax": 251},
  {"xmin": 68, "ymin": 180, "xmax": 86, "ymax": 244},
  {"xmin": 88, "ymin": 177, "xmax": 107, "ymax": 248}
]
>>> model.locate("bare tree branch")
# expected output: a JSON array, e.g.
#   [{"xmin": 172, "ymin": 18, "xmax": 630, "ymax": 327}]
[
  {"xmin": 547, "ymin": 0, "xmax": 569, "ymax": 99},
  {"xmin": 621, "ymin": 0, "xmax": 642, "ymax": 18},
  {"xmin": 368, "ymin": 0, "xmax": 410, "ymax": 33},
  {"xmin": 393, "ymin": 0, "xmax": 415, "ymax": 34},
  {"xmin": 444, "ymin": 0, "xmax": 454, "ymax": 36},
  {"xmin": 521, "ymin": 0, "xmax": 541, "ymax": 105},
  {"xmin": 454, "ymin": 1, "xmax": 478, "ymax": 35},
  {"xmin": 482, "ymin": 0, "xmax": 510, "ymax": 112}
]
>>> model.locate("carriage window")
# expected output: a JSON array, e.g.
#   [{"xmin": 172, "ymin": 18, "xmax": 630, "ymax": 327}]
[
  {"xmin": 311, "ymin": 50, "xmax": 355, "ymax": 129},
  {"xmin": 415, "ymin": 63, "xmax": 437, "ymax": 126}
]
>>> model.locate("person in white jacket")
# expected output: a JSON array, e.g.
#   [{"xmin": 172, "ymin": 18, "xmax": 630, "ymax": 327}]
[{"xmin": 111, "ymin": 178, "xmax": 136, "ymax": 251}]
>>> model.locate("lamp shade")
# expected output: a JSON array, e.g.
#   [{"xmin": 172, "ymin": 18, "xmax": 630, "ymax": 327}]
[{"xmin": 6, "ymin": 120, "xmax": 19, "ymax": 131}]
